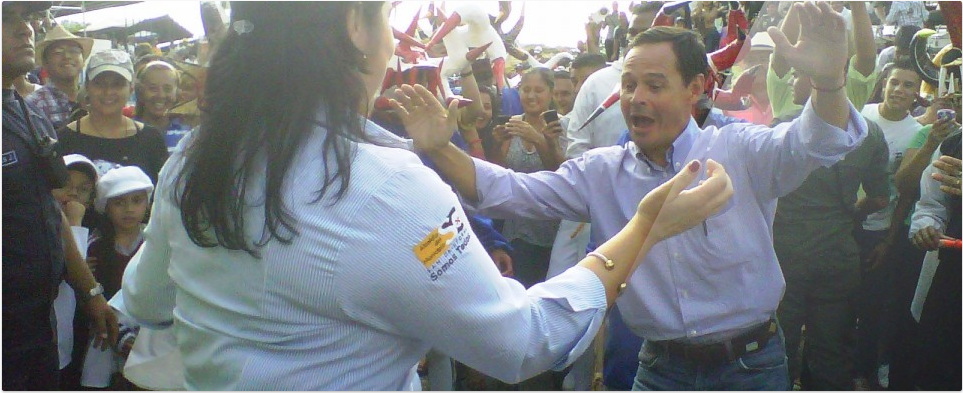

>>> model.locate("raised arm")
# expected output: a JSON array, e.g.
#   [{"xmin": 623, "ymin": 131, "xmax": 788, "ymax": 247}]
[
  {"xmin": 770, "ymin": 1, "xmax": 800, "ymax": 79},
  {"xmin": 458, "ymin": 69, "xmax": 484, "ymax": 124},
  {"xmin": 768, "ymin": 2, "xmax": 851, "ymax": 129},
  {"xmin": 849, "ymin": 1, "xmax": 877, "ymax": 77}
]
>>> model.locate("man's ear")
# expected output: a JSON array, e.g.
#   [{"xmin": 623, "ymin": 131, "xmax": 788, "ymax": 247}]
[{"xmin": 688, "ymin": 73, "xmax": 706, "ymax": 105}]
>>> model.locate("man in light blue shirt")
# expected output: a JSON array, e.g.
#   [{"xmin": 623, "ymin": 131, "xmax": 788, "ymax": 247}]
[{"xmin": 409, "ymin": 3, "xmax": 867, "ymax": 390}]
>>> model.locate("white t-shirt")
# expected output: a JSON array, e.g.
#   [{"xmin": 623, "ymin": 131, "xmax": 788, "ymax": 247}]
[
  {"xmin": 565, "ymin": 62, "xmax": 624, "ymax": 159},
  {"xmin": 860, "ymin": 103, "xmax": 923, "ymax": 231}
]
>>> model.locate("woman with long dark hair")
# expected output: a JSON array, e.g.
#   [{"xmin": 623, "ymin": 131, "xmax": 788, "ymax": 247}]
[{"xmin": 118, "ymin": 3, "xmax": 732, "ymax": 390}]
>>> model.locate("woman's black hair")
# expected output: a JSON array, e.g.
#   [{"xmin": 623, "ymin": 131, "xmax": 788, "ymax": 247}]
[{"xmin": 176, "ymin": 2, "xmax": 384, "ymax": 257}]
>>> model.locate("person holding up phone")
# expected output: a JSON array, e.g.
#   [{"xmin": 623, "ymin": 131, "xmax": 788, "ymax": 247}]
[
  {"xmin": 486, "ymin": 68, "xmax": 567, "ymax": 294},
  {"xmin": 490, "ymin": 68, "xmax": 565, "ymax": 171}
]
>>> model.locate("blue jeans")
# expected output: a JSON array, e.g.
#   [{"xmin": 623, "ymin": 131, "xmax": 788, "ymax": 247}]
[{"xmin": 632, "ymin": 327, "xmax": 791, "ymax": 390}]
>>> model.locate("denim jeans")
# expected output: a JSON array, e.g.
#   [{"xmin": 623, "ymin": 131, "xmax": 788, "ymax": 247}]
[{"xmin": 632, "ymin": 326, "xmax": 791, "ymax": 390}]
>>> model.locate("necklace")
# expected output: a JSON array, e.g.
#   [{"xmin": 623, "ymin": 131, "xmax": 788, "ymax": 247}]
[{"xmin": 85, "ymin": 116, "xmax": 135, "ymax": 139}]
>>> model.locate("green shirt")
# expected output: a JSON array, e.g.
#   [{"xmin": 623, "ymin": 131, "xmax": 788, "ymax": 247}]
[
  {"xmin": 773, "ymin": 119, "xmax": 890, "ymax": 261},
  {"xmin": 768, "ymin": 55, "xmax": 879, "ymax": 122}
]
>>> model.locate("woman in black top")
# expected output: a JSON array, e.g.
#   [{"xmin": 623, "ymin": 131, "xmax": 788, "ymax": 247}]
[{"xmin": 54, "ymin": 50, "xmax": 168, "ymax": 183}]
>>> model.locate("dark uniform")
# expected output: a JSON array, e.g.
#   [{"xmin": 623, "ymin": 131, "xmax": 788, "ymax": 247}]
[
  {"xmin": 773, "ymin": 120, "xmax": 890, "ymax": 390},
  {"xmin": 2, "ymin": 88, "xmax": 67, "ymax": 390}
]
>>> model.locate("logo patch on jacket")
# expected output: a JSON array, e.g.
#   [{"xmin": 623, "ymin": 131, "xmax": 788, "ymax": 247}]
[
  {"xmin": 414, "ymin": 206, "xmax": 472, "ymax": 281},
  {"xmin": 2, "ymin": 150, "xmax": 18, "ymax": 167}
]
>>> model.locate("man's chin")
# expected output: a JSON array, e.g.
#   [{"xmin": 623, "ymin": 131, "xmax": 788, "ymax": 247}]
[{"xmin": 6, "ymin": 58, "xmax": 35, "ymax": 78}]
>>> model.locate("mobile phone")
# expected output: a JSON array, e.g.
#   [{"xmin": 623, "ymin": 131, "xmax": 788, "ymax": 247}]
[
  {"xmin": 493, "ymin": 115, "xmax": 511, "ymax": 127},
  {"xmin": 541, "ymin": 110, "xmax": 559, "ymax": 124}
]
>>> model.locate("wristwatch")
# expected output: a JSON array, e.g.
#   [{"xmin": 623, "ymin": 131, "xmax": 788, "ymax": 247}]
[{"xmin": 84, "ymin": 283, "xmax": 104, "ymax": 301}]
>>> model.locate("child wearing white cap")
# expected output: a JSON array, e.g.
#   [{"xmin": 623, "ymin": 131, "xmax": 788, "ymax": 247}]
[
  {"xmin": 49, "ymin": 154, "xmax": 100, "ymax": 373},
  {"xmin": 81, "ymin": 166, "xmax": 153, "ymax": 389}
]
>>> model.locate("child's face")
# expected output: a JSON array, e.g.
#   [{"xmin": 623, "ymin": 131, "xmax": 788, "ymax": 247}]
[
  {"xmin": 106, "ymin": 190, "xmax": 149, "ymax": 232},
  {"xmin": 52, "ymin": 170, "xmax": 96, "ymax": 207}
]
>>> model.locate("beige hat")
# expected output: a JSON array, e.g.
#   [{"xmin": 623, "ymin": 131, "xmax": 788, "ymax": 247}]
[{"xmin": 36, "ymin": 24, "xmax": 94, "ymax": 67}]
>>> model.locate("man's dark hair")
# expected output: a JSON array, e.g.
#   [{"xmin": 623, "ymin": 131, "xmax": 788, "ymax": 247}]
[
  {"xmin": 628, "ymin": 26, "xmax": 708, "ymax": 85},
  {"xmin": 571, "ymin": 53, "xmax": 607, "ymax": 71},
  {"xmin": 554, "ymin": 70, "xmax": 572, "ymax": 80},
  {"xmin": 894, "ymin": 25, "xmax": 922, "ymax": 56},
  {"xmin": 889, "ymin": 56, "xmax": 923, "ymax": 82}
]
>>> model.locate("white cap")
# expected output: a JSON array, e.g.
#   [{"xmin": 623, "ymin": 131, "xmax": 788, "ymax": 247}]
[
  {"xmin": 95, "ymin": 166, "xmax": 154, "ymax": 213},
  {"xmin": 86, "ymin": 49, "xmax": 134, "ymax": 83},
  {"xmin": 62, "ymin": 154, "xmax": 99, "ymax": 182},
  {"xmin": 750, "ymin": 32, "xmax": 775, "ymax": 52}
]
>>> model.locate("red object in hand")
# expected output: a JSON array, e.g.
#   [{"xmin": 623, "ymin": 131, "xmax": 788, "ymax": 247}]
[
  {"xmin": 939, "ymin": 238, "xmax": 962, "ymax": 249},
  {"xmin": 576, "ymin": 86, "xmax": 621, "ymax": 132}
]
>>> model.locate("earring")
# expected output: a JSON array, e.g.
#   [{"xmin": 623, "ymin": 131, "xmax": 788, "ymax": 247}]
[{"xmin": 363, "ymin": 53, "xmax": 368, "ymax": 60}]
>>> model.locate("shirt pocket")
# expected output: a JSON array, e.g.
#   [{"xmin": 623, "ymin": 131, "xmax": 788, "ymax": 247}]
[{"xmin": 699, "ymin": 208, "xmax": 757, "ymax": 271}]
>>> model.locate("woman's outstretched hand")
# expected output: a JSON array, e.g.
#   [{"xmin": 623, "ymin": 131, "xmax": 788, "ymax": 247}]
[
  {"xmin": 389, "ymin": 84, "xmax": 461, "ymax": 154},
  {"xmin": 637, "ymin": 159, "xmax": 733, "ymax": 243}
]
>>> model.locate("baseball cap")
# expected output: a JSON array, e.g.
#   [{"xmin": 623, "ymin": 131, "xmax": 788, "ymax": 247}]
[
  {"xmin": 85, "ymin": 49, "xmax": 134, "ymax": 83},
  {"xmin": 63, "ymin": 154, "xmax": 99, "ymax": 182},
  {"xmin": 95, "ymin": 166, "xmax": 154, "ymax": 213}
]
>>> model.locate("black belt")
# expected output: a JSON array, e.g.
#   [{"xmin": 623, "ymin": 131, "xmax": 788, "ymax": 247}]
[{"xmin": 648, "ymin": 320, "xmax": 779, "ymax": 366}]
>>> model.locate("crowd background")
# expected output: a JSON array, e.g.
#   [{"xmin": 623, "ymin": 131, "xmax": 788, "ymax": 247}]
[{"xmin": 3, "ymin": 0, "xmax": 960, "ymax": 391}]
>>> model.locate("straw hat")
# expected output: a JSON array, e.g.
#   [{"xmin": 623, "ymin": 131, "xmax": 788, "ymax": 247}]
[{"xmin": 36, "ymin": 24, "xmax": 94, "ymax": 67}]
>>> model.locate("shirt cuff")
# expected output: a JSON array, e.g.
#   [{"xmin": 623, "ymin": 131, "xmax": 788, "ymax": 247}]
[
  {"xmin": 797, "ymin": 99, "xmax": 868, "ymax": 165},
  {"xmin": 909, "ymin": 216, "xmax": 943, "ymax": 239},
  {"xmin": 529, "ymin": 266, "xmax": 607, "ymax": 370},
  {"xmin": 470, "ymin": 157, "xmax": 511, "ymax": 211}
]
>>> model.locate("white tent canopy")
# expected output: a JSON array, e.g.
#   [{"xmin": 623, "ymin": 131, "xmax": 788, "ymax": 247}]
[{"xmin": 56, "ymin": 1, "xmax": 205, "ymax": 39}]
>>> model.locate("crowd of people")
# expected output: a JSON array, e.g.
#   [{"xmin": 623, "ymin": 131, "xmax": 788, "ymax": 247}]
[{"xmin": 3, "ymin": 1, "xmax": 960, "ymax": 391}]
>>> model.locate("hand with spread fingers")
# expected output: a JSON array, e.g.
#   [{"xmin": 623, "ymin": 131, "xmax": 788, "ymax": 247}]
[
  {"xmin": 389, "ymin": 84, "xmax": 461, "ymax": 154},
  {"xmin": 767, "ymin": 2, "xmax": 848, "ymax": 87},
  {"xmin": 637, "ymin": 159, "xmax": 734, "ymax": 245},
  {"xmin": 932, "ymin": 155, "xmax": 962, "ymax": 196}
]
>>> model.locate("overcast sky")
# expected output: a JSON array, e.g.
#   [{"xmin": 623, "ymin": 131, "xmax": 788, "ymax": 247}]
[{"xmin": 57, "ymin": 1, "xmax": 637, "ymax": 48}]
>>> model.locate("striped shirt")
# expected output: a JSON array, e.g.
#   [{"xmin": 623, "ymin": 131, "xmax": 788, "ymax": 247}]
[
  {"xmin": 25, "ymin": 84, "xmax": 77, "ymax": 130},
  {"xmin": 120, "ymin": 118, "xmax": 607, "ymax": 390}
]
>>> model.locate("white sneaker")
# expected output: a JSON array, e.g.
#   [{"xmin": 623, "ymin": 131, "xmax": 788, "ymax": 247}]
[
  {"xmin": 877, "ymin": 363, "xmax": 890, "ymax": 389},
  {"xmin": 853, "ymin": 377, "xmax": 871, "ymax": 391}
]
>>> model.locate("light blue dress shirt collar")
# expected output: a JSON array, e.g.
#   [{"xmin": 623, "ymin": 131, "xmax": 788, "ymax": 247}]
[{"xmin": 627, "ymin": 117, "xmax": 700, "ymax": 173}]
